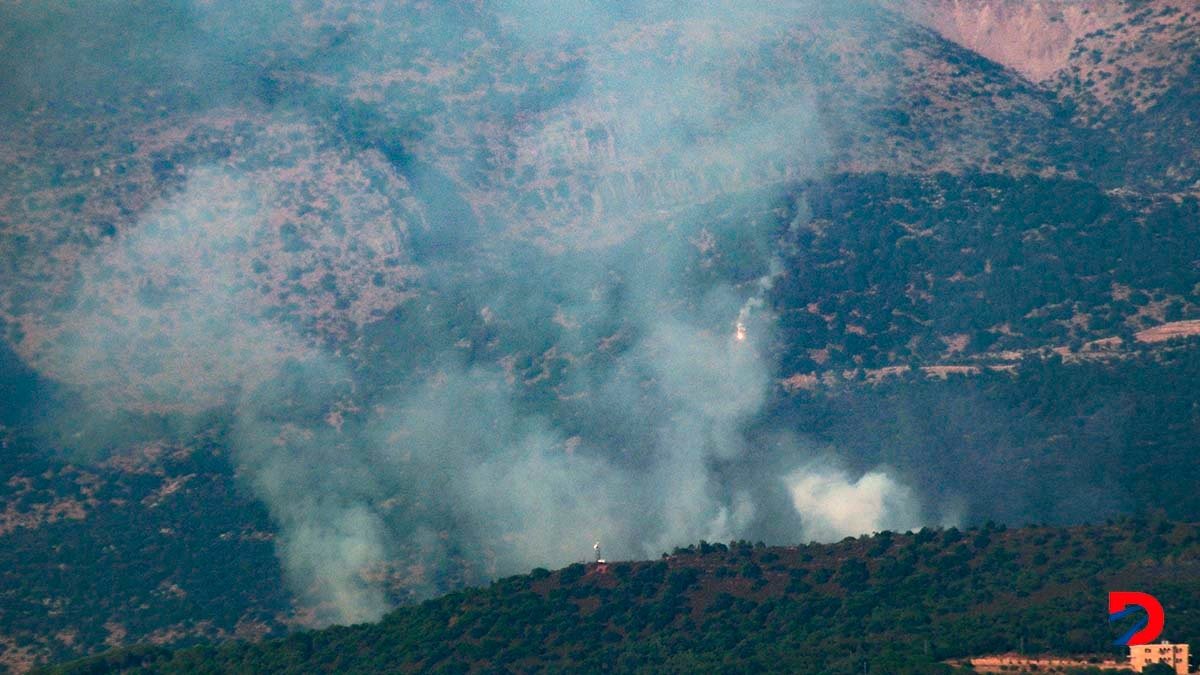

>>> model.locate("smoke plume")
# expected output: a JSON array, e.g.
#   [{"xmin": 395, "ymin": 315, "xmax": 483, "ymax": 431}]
[{"xmin": 0, "ymin": 0, "xmax": 947, "ymax": 624}]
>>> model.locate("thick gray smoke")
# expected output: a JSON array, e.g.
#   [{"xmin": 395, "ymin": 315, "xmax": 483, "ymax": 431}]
[{"xmin": 1, "ymin": 0, "xmax": 944, "ymax": 624}]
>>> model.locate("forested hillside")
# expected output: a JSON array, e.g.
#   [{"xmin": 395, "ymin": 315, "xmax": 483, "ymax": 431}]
[
  {"xmin": 47, "ymin": 520, "xmax": 1200, "ymax": 673},
  {"xmin": 4, "ymin": 0, "xmax": 1200, "ymax": 672}
]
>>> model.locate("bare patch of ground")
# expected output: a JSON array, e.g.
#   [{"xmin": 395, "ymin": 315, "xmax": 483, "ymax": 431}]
[
  {"xmin": 0, "ymin": 636, "xmax": 38, "ymax": 674},
  {"xmin": 1136, "ymin": 320, "xmax": 1200, "ymax": 343},
  {"xmin": 780, "ymin": 373, "xmax": 819, "ymax": 391},
  {"xmin": 947, "ymin": 652, "xmax": 1125, "ymax": 673},
  {"xmin": 889, "ymin": 0, "xmax": 1125, "ymax": 82},
  {"xmin": 922, "ymin": 365, "xmax": 981, "ymax": 378}
]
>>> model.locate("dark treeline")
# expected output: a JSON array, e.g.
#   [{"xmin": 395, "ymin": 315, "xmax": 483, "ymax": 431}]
[{"xmin": 44, "ymin": 519, "xmax": 1200, "ymax": 674}]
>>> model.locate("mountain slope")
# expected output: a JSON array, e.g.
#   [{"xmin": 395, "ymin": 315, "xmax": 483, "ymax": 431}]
[
  {"xmin": 47, "ymin": 520, "xmax": 1200, "ymax": 674},
  {"xmin": 888, "ymin": 0, "xmax": 1127, "ymax": 83},
  {"xmin": 3, "ymin": 1, "xmax": 1200, "ymax": 672},
  {"xmin": 0, "ymin": 5, "xmax": 1084, "ymax": 668},
  {"xmin": 896, "ymin": 0, "xmax": 1200, "ymax": 191}
]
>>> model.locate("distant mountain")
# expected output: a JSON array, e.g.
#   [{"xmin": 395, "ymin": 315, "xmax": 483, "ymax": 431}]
[
  {"xmin": 45, "ymin": 519, "xmax": 1200, "ymax": 674},
  {"xmin": 897, "ymin": 0, "xmax": 1200, "ymax": 191}
]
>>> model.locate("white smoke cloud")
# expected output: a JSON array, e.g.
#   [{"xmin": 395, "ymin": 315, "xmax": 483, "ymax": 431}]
[
  {"xmin": 24, "ymin": 119, "xmax": 420, "ymax": 623},
  {"xmin": 29, "ymin": 167, "xmax": 304, "ymax": 412},
  {"xmin": 26, "ymin": 116, "xmax": 417, "ymax": 414},
  {"xmin": 785, "ymin": 466, "xmax": 924, "ymax": 542}
]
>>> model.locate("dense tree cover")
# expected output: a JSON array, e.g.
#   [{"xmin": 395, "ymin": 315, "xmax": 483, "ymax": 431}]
[
  {"xmin": 45, "ymin": 520, "xmax": 1200, "ymax": 674},
  {"xmin": 764, "ymin": 172, "xmax": 1200, "ymax": 371},
  {"xmin": 0, "ymin": 434, "xmax": 292, "ymax": 669}
]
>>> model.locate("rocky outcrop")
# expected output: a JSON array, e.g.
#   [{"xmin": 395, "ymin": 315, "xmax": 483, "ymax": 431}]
[{"xmin": 888, "ymin": 0, "xmax": 1126, "ymax": 82}]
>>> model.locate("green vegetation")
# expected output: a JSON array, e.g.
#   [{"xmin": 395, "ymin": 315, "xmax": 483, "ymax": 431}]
[
  {"xmin": 767, "ymin": 172, "xmax": 1200, "ymax": 371},
  {"xmin": 10, "ymin": 167, "xmax": 1200, "ymax": 670},
  {"xmin": 5, "ymin": 4, "xmax": 1200, "ymax": 673},
  {"xmin": 10, "ymin": 167, "xmax": 1200, "ymax": 669},
  {"xmin": 44, "ymin": 520, "xmax": 1200, "ymax": 674},
  {"xmin": 0, "ymin": 436, "xmax": 292, "ymax": 668}
]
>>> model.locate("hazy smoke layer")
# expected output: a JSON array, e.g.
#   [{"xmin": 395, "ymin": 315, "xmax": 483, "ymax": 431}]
[{"xmin": 1, "ymin": 0, "xmax": 941, "ymax": 624}]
